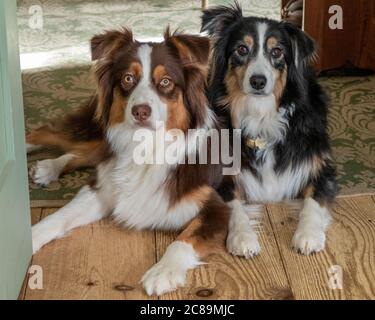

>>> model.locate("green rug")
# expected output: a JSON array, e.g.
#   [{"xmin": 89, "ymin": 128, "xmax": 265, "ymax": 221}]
[{"xmin": 24, "ymin": 65, "xmax": 96, "ymax": 206}]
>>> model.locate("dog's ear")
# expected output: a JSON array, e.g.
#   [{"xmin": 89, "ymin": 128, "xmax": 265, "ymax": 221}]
[
  {"xmin": 91, "ymin": 28, "xmax": 133, "ymax": 60},
  {"xmin": 91, "ymin": 28, "xmax": 134, "ymax": 126},
  {"xmin": 282, "ymin": 22, "xmax": 317, "ymax": 68},
  {"xmin": 164, "ymin": 28, "xmax": 210, "ymax": 66},
  {"xmin": 164, "ymin": 29, "xmax": 210, "ymax": 128},
  {"xmin": 201, "ymin": 1, "xmax": 242, "ymax": 35}
]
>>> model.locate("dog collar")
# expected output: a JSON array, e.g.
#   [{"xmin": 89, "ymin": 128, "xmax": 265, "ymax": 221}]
[{"xmin": 245, "ymin": 137, "xmax": 267, "ymax": 150}]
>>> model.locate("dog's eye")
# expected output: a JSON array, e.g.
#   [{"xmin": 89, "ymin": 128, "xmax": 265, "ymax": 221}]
[
  {"xmin": 236, "ymin": 45, "xmax": 249, "ymax": 56},
  {"xmin": 159, "ymin": 77, "xmax": 172, "ymax": 88},
  {"xmin": 122, "ymin": 74, "xmax": 136, "ymax": 89},
  {"xmin": 124, "ymin": 74, "xmax": 134, "ymax": 83},
  {"xmin": 271, "ymin": 47, "xmax": 283, "ymax": 58}
]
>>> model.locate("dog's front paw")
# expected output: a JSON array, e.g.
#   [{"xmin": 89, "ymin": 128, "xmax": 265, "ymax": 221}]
[
  {"xmin": 292, "ymin": 227, "xmax": 326, "ymax": 255},
  {"xmin": 227, "ymin": 231, "xmax": 260, "ymax": 259},
  {"xmin": 30, "ymin": 159, "xmax": 59, "ymax": 186},
  {"xmin": 141, "ymin": 262, "xmax": 187, "ymax": 296}
]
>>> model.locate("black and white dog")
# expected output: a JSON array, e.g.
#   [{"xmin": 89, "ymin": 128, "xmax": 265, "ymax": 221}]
[{"xmin": 203, "ymin": 4, "xmax": 338, "ymax": 256}]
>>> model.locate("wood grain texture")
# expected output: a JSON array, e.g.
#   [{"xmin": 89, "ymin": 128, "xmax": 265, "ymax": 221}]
[
  {"xmin": 24, "ymin": 208, "xmax": 156, "ymax": 300},
  {"xmin": 22, "ymin": 196, "xmax": 375, "ymax": 300},
  {"xmin": 18, "ymin": 208, "xmax": 42, "ymax": 299},
  {"xmin": 266, "ymin": 196, "xmax": 375, "ymax": 299},
  {"xmin": 156, "ymin": 212, "xmax": 292, "ymax": 300},
  {"xmin": 30, "ymin": 207, "xmax": 42, "ymax": 225}
]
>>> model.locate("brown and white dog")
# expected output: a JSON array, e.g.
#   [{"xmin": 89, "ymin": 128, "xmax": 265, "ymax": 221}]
[{"xmin": 29, "ymin": 28, "xmax": 230, "ymax": 296}]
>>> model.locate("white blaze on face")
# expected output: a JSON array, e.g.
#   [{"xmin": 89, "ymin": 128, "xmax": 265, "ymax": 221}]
[
  {"xmin": 126, "ymin": 44, "xmax": 168, "ymax": 128},
  {"xmin": 232, "ymin": 23, "xmax": 287, "ymax": 142},
  {"xmin": 243, "ymin": 22, "xmax": 274, "ymax": 96}
]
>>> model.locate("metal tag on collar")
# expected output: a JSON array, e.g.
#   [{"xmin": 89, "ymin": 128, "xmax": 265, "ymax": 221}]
[{"xmin": 245, "ymin": 137, "xmax": 267, "ymax": 150}]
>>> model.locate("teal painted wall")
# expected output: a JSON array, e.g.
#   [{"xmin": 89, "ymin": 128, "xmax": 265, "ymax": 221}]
[{"xmin": 0, "ymin": 0, "xmax": 32, "ymax": 300}]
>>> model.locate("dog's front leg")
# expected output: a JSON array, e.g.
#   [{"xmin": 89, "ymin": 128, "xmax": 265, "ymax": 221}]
[
  {"xmin": 141, "ymin": 192, "xmax": 230, "ymax": 296},
  {"xmin": 292, "ymin": 196, "xmax": 331, "ymax": 255},
  {"xmin": 226, "ymin": 199, "xmax": 261, "ymax": 258},
  {"xmin": 292, "ymin": 169, "xmax": 337, "ymax": 255},
  {"xmin": 32, "ymin": 185, "xmax": 110, "ymax": 254}
]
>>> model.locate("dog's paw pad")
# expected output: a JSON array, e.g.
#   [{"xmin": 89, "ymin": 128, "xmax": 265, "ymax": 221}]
[
  {"xmin": 292, "ymin": 228, "xmax": 325, "ymax": 255},
  {"xmin": 227, "ymin": 231, "xmax": 260, "ymax": 259},
  {"xmin": 141, "ymin": 262, "xmax": 186, "ymax": 296},
  {"xmin": 30, "ymin": 159, "xmax": 59, "ymax": 186}
]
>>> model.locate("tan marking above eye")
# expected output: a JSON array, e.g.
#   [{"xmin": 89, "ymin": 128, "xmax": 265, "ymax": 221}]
[
  {"xmin": 127, "ymin": 62, "xmax": 142, "ymax": 77},
  {"xmin": 153, "ymin": 65, "xmax": 174, "ymax": 91},
  {"xmin": 243, "ymin": 35, "xmax": 254, "ymax": 47},
  {"xmin": 267, "ymin": 37, "xmax": 278, "ymax": 50},
  {"xmin": 121, "ymin": 62, "xmax": 142, "ymax": 89},
  {"xmin": 153, "ymin": 65, "xmax": 168, "ymax": 82}
]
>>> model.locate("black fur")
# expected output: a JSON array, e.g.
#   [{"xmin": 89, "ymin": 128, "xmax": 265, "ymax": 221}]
[{"xmin": 202, "ymin": 3, "xmax": 338, "ymax": 203}]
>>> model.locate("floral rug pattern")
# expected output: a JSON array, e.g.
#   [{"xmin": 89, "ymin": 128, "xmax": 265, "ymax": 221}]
[{"xmin": 18, "ymin": 1, "xmax": 375, "ymax": 205}]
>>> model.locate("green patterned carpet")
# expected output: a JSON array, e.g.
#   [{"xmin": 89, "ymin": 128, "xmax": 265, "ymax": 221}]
[{"xmin": 18, "ymin": 1, "xmax": 375, "ymax": 205}]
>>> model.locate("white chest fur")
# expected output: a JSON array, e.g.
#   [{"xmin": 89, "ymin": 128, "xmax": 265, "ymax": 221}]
[
  {"xmin": 96, "ymin": 157, "xmax": 200, "ymax": 231},
  {"xmin": 96, "ymin": 126, "xmax": 201, "ymax": 231},
  {"xmin": 237, "ymin": 152, "xmax": 311, "ymax": 202},
  {"xmin": 231, "ymin": 97, "xmax": 305, "ymax": 202}
]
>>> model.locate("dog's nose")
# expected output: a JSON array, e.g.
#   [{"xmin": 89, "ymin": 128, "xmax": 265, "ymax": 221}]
[
  {"xmin": 250, "ymin": 75, "xmax": 267, "ymax": 90},
  {"xmin": 131, "ymin": 104, "xmax": 152, "ymax": 122}
]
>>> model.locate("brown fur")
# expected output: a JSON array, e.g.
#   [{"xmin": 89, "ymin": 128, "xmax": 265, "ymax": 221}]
[
  {"xmin": 91, "ymin": 28, "xmax": 133, "ymax": 61},
  {"xmin": 26, "ymin": 95, "xmax": 110, "ymax": 175},
  {"xmin": 244, "ymin": 35, "xmax": 254, "ymax": 47},
  {"xmin": 266, "ymin": 37, "xmax": 278, "ymax": 50},
  {"xmin": 153, "ymin": 65, "xmax": 168, "ymax": 83},
  {"xmin": 171, "ymin": 185, "xmax": 213, "ymax": 210},
  {"xmin": 311, "ymin": 154, "xmax": 326, "ymax": 177},
  {"xmin": 177, "ymin": 191, "xmax": 229, "ymax": 257},
  {"xmin": 302, "ymin": 184, "xmax": 330, "ymax": 210},
  {"xmin": 165, "ymin": 90, "xmax": 189, "ymax": 131},
  {"xmin": 226, "ymin": 64, "xmax": 246, "ymax": 94},
  {"xmin": 28, "ymin": 28, "xmax": 228, "ymax": 263},
  {"xmin": 26, "ymin": 100, "xmax": 110, "ymax": 176},
  {"xmin": 161, "ymin": 32, "xmax": 228, "ymax": 260},
  {"xmin": 93, "ymin": 29, "xmax": 138, "ymax": 127},
  {"xmin": 222, "ymin": 66, "xmax": 246, "ymax": 110},
  {"xmin": 272, "ymin": 66, "xmax": 287, "ymax": 107},
  {"xmin": 164, "ymin": 30, "xmax": 210, "ymax": 128},
  {"xmin": 303, "ymin": 185, "xmax": 315, "ymax": 198},
  {"xmin": 108, "ymin": 88, "xmax": 127, "ymax": 126},
  {"xmin": 63, "ymin": 140, "xmax": 110, "ymax": 173},
  {"xmin": 152, "ymin": 65, "xmax": 189, "ymax": 131}
]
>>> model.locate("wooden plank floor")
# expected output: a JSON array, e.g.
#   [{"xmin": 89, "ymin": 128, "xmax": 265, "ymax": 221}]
[{"xmin": 20, "ymin": 195, "xmax": 375, "ymax": 300}]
